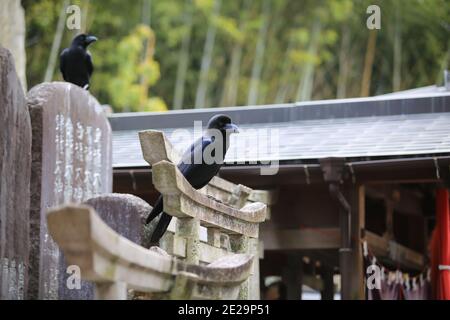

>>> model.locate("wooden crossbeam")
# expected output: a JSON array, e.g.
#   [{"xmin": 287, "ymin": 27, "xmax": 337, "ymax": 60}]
[
  {"xmin": 261, "ymin": 227, "xmax": 341, "ymax": 250},
  {"xmin": 365, "ymin": 231, "xmax": 425, "ymax": 270}
]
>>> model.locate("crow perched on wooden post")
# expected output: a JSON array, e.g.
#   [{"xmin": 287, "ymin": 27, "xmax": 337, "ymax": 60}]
[
  {"xmin": 146, "ymin": 114, "xmax": 240, "ymax": 244},
  {"xmin": 60, "ymin": 34, "xmax": 97, "ymax": 90}
]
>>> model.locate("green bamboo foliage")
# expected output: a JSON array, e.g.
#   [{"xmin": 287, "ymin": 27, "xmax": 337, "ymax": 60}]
[{"xmin": 23, "ymin": 0, "xmax": 450, "ymax": 112}]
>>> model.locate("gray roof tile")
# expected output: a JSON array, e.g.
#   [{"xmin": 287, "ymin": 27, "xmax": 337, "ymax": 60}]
[{"xmin": 112, "ymin": 112, "xmax": 450, "ymax": 168}]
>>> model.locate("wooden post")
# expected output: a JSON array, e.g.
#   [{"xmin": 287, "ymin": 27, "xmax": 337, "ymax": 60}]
[
  {"xmin": 339, "ymin": 199, "xmax": 352, "ymax": 300},
  {"xmin": 384, "ymin": 199, "xmax": 394, "ymax": 240},
  {"xmin": 340, "ymin": 185, "xmax": 365, "ymax": 300},
  {"xmin": 320, "ymin": 158, "xmax": 364, "ymax": 300},
  {"xmin": 423, "ymin": 216, "xmax": 430, "ymax": 258},
  {"xmin": 321, "ymin": 267, "xmax": 334, "ymax": 300},
  {"xmin": 281, "ymin": 254, "xmax": 303, "ymax": 300}
]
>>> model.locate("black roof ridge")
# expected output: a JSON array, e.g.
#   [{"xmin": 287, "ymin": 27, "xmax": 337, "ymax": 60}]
[{"xmin": 109, "ymin": 92, "xmax": 450, "ymax": 131}]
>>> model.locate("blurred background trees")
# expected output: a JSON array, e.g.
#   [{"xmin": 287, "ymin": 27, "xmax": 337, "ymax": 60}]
[{"xmin": 22, "ymin": 0, "xmax": 450, "ymax": 112}]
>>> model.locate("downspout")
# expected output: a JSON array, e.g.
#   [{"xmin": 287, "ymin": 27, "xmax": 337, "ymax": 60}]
[
  {"xmin": 329, "ymin": 182, "xmax": 351, "ymax": 250},
  {"xmin": 320, "ymin": 157, "xmax": 353, "ymax": 299},
  {"xmin": 319, "ymin": 157, "xmax": 352, "ymax": 250}
]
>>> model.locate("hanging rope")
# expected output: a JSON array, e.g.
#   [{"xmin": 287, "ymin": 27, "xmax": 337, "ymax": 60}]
[{"xmin": 362, "ymin": 240, "xmax": 431, "ymax": 298}]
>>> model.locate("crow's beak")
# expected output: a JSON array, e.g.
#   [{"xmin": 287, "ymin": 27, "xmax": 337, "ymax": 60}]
[
  {"xmin": 224, "ymin": 123, "xmax": 239, "ymax": 133},
  {"xmin": 86, "ymin": 36, "xmax": 98, "ymax": 45}
]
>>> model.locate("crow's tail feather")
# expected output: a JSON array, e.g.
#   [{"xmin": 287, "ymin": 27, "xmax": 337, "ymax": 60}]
[
  {"xmin": 146, "ymin": 195, "xmax": 163, "ymax": 224},
  {"xmin": 150, "ymin": 213, "xmax": 172, "ymax": 243}
]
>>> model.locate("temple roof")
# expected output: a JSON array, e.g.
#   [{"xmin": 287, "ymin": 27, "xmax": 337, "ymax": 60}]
[{"xmin": 109, "ymin": 89, "xmax": 450, "ymax": 168}]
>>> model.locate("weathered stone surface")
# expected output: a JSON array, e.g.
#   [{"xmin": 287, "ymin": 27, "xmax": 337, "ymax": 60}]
[
  {"xmin": 139, "ymin": 129, "xmax": 265, "ymax": 300},
  {"xmin": 0, "ymin": 47, "xmax": 31, "ymax": 299},
  {"xmin": 0, "ymin": 1, "xmax": 27, "ymax": 91},
  {"xmin": 248, "ymin": 189, "xmax": 278, "ymax": 205},
  {"xmin": 247, "ymin": 189, "xmax": 278, "ymax": 220},
  {"xmin": 85, "ymin": 193, "xmax": 150, "ymax": 244},
  {"xmin": 27, "ymin": 82, "xmax": 112, "ymax": 299},
  {"xmin": 138, "ymin": 130, "xmax": 181, "ymax": 165},
  {"xmin": 152, "ymin": 161, "xmax": 266, "ymax": 237},
  {"xmin": 47, "ymin": 204, "xmax": 254, "ymax": 300},
  {"xmin": 56, "ymin": 193, "xmax": 151, "ymax": 299},
  {"xmin": 204, "ymin": 177, "xmax": 252, "ymax": 209},
  {"xmin": 46, "ymin": 205, "xmax": 174, "ymax": 297},
  {"xmin": 149, "ymin": 246, "xmax": 171, "ymax": 257}
]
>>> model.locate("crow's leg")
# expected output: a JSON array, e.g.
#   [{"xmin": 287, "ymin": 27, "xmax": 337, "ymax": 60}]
[
  {"xmin": 146, "ymin": 195, "xmax": 163, "ymax": 224},
  {"xmin": 150, "ymin": 213, "xmax": 172, "ymax": 244}
]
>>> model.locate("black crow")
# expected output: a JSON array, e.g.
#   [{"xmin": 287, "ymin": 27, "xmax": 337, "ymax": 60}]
[
  {"xmin": 60, "ymin": 34, "xmax": 97, "ymax": 90},
  {"xmin": 146, "ymin": 114, "xmax": 239, "ymax": 244}
]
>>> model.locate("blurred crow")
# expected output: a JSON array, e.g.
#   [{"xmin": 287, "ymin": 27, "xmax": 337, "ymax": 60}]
[
  {"xmin": 60, "ymin": 34, "xmax": 97, "ymax": 90},
  {"xmin": 146, "ymin": 114, "xmax": 240, "ymax": 244}
]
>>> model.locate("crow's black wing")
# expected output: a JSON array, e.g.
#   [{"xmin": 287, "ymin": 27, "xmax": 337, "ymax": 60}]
[
  {"xmin": 145, "ymin": 195, "xmax": 163, "ymax": 224},
  {"xmin": 145, "ymin": 137, "xmax": 211, "ymax": 226},
  {"xmin": 86, "ymin": 51, "xmax": 94, "ymax": 78},
  {"xmin": 150, "ymin": 213, "xmax": 172, "ymax": 244},
  {"xmin": 59, "ymin": 49, "xmax": 69, "ymax": 81},
  {"xmin": 177, "ymin": 136, "xmax": 216, "ymax": 189},
  {"xmin": 178, "ymin": 136, "xmax": 208, "ymax": 169},
  {"xmin": 148, "ymin": 136, "xmax": 217, "ymax": 243}
]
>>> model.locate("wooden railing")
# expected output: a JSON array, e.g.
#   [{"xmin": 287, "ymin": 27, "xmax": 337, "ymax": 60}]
[{"xmin": 139, "ymin": 130, "xmax": 268, "ymax": 299}]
